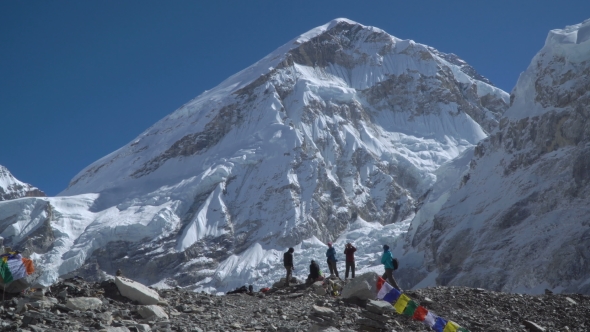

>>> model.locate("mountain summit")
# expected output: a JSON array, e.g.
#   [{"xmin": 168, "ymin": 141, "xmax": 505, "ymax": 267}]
[
  {"xmin": 1, "ymin": 19, "xmax": 507, "ymax": 291},
  {"xmin": 0, "ymin": 165, "xmax": 45, "ymax": 201}
]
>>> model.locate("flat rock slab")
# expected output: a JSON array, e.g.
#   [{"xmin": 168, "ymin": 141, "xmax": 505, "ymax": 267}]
[
  {"xmin": 366, "ymin": 300, "xmax": 394, "ymax": 314},
  {"xmin": 312, "ymin": 305, "xmax": 336, "ymax": 317},
  {"xmin": 115, "ymin": 276, "xmax": 160, "ymax": 305},
  {"xmin": 523, "ymin": 320, "xmax": 546, "ymax": 332},
  {"xmin": 17, "ymin": 296, "xmax": 58, "ymax": 313},
  {"xmin": 133, "ymin": 325, "xmax": 151, "ymax": 332},
  {"xmin": 138, "ymin": 304, "xmax": 169, "ymax": 319},
  {"xmin": 66, "ymin": 297, "xmax": 103, "ymax": 311},
  {"xmin": 104, "ymin": 327, "xmax": 131, "ymax": 332},
  {"xmin": 310, "ymin": 325, "xmax": 340, "ymax": 332}
]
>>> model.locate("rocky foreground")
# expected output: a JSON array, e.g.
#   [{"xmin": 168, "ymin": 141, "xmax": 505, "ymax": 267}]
[{"xmin": 0, "ymin": 274, "xmax": 588, "ymax": 332}]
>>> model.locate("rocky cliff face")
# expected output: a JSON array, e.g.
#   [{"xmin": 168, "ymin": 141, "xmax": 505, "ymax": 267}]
[
  {"xmin": 0, "ymin": 165, "xmax": 45, "ymax": 201},
  {"xmin": 400, "ymin": 19, "xmax": 590, "ymax": 294},
  {"xmin": 0, "ymin": 19, "xmax": 507, "ymax": 291}
]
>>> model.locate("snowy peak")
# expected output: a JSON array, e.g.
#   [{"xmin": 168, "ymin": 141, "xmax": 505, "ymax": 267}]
[
  {"xmin": 0, "ymin": 165, "xmax": 45, "ymax": 201},
  {"xmin": 401, "ymin": 18, "xmax": 590, "ymax": 295},
  {"xmin": 505, "ymin": 18, "xmax": 590, "ymax": 120},
  {"xmin": 6, "ymin": 19, "xmax": 510, "ymax": 290},
  {"xmin": 63, "ymin": 18, "xmax": 508, "ymax": 196},
  {"xmin": 546, "ymin": 18, "xmax": 590, "ymax": 46}
]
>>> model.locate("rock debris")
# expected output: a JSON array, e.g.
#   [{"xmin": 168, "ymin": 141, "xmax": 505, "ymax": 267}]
[{"xmin": 1, "ymin": 276, "xmax": 589, "ymax": 332}]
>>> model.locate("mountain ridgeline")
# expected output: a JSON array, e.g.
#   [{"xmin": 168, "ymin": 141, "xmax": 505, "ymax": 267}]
[
  {"xmin": 0, "ymin": 165, "xmax": 45, "ymax": 201},
  {"xmin": 2, "ymin": 18, "xmax": 587, "ymax": 295},
  {"xmin": 399, "ymin": 18, "xmax": 590, "ymax": 294}
]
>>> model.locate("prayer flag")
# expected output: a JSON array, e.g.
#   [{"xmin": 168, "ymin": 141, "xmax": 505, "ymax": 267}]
[
  {"xmin": 433, "ymin": 317, "xmax": 448, "ymax": 332},
  {"xmin": 383, "ymin": 287, "xmax": 401, "ymax": 303},
  {"xmin": 424, "ymin": 311, "xmax": 437, "ymax": 328},
  {"xmin": 402, "ymin": 300, "xmax": 418, "ymax": 316},
  {"xmin": 393, "ymin": 293, "xmax": 411, "ymax": 314},
  {"xmin": 376, "ymin": 276, "xmax": 385, "ymax": 291},
  {"xmin": 443, "ymin": 321, "xmax": 460, "ymax": 332},
  {"xmin": 372, "ymin": 274, "xmax": 470, "ymax": 332},
  {"xmin": 0, "ymin": 253, "xmax": 34, "ymax": 283},
  {"xmin": 377, "ymin": 281, "xmax": 393, "ymax": 299},
  {"xmin": 413, "ymin": 306, "xmax": 428, "ymax": 321}
]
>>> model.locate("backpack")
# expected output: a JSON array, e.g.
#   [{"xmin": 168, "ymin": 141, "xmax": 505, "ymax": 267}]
[{"xmin": 392, "ymin": 258, "xmax": 399, "ymax": 270}]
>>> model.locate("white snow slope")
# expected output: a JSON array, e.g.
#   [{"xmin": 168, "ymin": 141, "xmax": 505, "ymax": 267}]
[
  {"xmin": 0, "ymin": 165, "xmax": 45, "ymax": 201},
  {"xmin": 399, "ymin": 18, "xmax": 590, "ymax": 295},
  {"xmin": 0, "ymin": 19, "xmax": 508, "ymax": 292}
]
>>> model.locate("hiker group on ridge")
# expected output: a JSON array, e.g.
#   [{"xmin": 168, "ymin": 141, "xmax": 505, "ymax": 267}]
[{"xmin": 282, "ymin": 241, "xmax": 401, "ymax": 291}]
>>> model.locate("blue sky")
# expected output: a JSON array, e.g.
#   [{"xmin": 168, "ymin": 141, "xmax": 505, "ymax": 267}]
[{"xmin": 2, "ymin": 1, "xmax": 589, "ymax": 196}]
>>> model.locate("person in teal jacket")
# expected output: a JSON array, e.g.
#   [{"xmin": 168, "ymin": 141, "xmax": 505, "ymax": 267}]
[
  {"xmin": 381, "ymin": 244, "xmax": 401, "ymax": 291},
  {"xmin": 326, "ymin": 242, "xmax": 339, "ymax": 278}
]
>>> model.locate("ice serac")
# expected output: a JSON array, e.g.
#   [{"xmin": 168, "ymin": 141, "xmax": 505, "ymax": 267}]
[
  {"xmin": 0, "ymin": 165, "xmax": 45, "ymax": 201},
  {"xmin": 1, "ymin": 18, "xmax": 507, "ymax": 291},
  {"xmin": 401, "ymin": 18, "xmax": 590, "ymax": 295}
]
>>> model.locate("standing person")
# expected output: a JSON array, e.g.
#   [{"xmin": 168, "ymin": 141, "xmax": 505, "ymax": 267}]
[
  {"xmin": 326, "ymin": 242, "xmax": 339, "ymax": 278},
  {"xmin": 344, "ymin": 242, "xmax": 356, "ymax": 279},
  {"xmin": 283, "ymin": 247, "xmax": 295, "ymax": 286},
  {"xmin": 381, "ymin": 244, "xmax": 401, "ymax": 291}
]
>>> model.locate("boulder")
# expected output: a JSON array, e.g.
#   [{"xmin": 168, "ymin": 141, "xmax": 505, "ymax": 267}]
[
  {"xmin": 366, "ymin": 300, "xmax": 394, "ymax": 314},
  {"xmin": 104, "ymin": 327, "xmax": 131, "ymax": 332},
  {"xmin": 133, "ymin": 325, "xmax": 151, "ymax": 332},
  {"xmin": 138, "ymin": 304, "xmax": 169, "ymax": 319},
  {"xmin": 340, "ymin": 272, "xmax": 379, "ymax": 300},
  {"xmin": 115, "ymin": 277, "xmax": 160, "ymax": 305},
  {"xmin": 16, "ymin": 296, "xmax": 58, "ymax": 313},
  {"xmin": 326, "ymin": 278, "xmax": 344, "ymax": 292},
  {"xmin": 97, "ymin": 311, "xmax": 113, "ymax": 325},
  {"xmin": 310, "ymin": 326, "xmax": 340, "ymax": 332},
  {"xmin": 66, "ymin": 297, "xmax": 103, "ymax": 311},
  {"xmin": 312, "ymin": 305, "xmax": 336, "ymax": 318},
  {"xmin": 311, "ymin": 281, "xmax": 326, "ymax": 295},
  {"xmin": 0, "ymin": 278, "xmax": 30, "ymax": 294},
  {"xmin": 272, "ymin": 278, "xmax": 287, "ymax": 288},
  {"xmin": 310, "ymin": 305, "xmax": 338, "ymax": 326},
  {"xmin": 272, "ymin": 277, "xmax": 299, "ymax": 288},
  {"xmin": 315, "ymin": 287, "xmax": 327, "ymax": 296}
]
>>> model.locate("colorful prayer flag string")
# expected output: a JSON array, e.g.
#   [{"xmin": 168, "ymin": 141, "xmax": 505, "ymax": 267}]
[
  {"xmin": 375, "ymin": 277, "xmax": 470, "ymax": 332},
  {"xmin": 0, "ymin": 252, "xmax": 35, "ymax": 283}
]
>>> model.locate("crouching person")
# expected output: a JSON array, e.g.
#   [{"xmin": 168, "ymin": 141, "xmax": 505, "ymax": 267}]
[{"xmin": 306, "ymin": 260, "xmax": 324, "ymax": 284}]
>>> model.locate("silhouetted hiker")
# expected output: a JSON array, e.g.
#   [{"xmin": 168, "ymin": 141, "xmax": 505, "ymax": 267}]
[{"xmin": 283, "ymin": 247, "xmax": 295, "ymax": 286}]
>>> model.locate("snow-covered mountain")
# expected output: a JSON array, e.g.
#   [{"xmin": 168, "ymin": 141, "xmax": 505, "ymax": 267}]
[
  {"xmin": 0, "ymin": 18, "xmax": 508, "ymax": 291},
  {"xmin": 0, "ymin": 165, "xmax": 45, "ymax": 201},
  {"xmin": 400, "ymin": 19, "xmax": 590, "ymax": 294}
]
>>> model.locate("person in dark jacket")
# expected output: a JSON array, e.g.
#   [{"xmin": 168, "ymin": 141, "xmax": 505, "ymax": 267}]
[
  {"xmin": 344, "ymin": 242, "xmax": 356, "ymax": 279},
  {"xmin": 306, "ymin": 260, "xmax": 323, "ymax": 284},
  {"xmin": 381, "ymin": 244, "xmax": 401, "ymax": 290},
  {"xmin": 326, "ymin": 242, "xmax": 339, "ymax": 278},
  {"xmin": 283, "ymin": 247, "xmax": 295, "ymax": 286}
]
